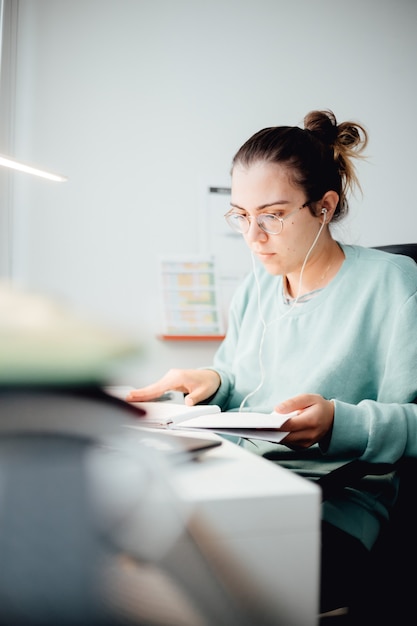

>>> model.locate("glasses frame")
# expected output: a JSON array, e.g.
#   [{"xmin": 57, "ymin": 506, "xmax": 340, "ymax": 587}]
[{"xmin": 224, "ymin": 202, "xmax": 310, "ymax": 236}]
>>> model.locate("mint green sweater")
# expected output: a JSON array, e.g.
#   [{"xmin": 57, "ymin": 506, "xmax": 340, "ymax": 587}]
[{"xmin": 207, "ymin": 244, "xmax": 417, "ymax": 549}]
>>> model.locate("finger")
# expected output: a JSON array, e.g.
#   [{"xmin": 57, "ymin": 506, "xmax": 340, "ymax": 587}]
[
  {"xmin": 184, "ymin": 386, "xmax": 210, "ymax": 406},
  {"xmin": 278, "ymin": 416, "xmax": 304, "ymax": 434},
  {"xmin": 126, "ymin": 384, "xmax": 171, "ymax": 401},
  {"xmin": 278, "ymin": 415, "xmax": 297, "ymax": 431},
  {"xmin": 275, "ymin": 393, "xmax": 317, "ymax": 414}
]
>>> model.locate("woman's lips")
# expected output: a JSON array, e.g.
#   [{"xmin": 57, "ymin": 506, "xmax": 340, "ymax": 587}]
[{"xmin": 253, "ymin": 250, "xmax": 275, "ymax": 260}]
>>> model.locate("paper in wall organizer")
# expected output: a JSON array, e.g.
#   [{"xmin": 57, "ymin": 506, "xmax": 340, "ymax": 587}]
[{"xmin": 159, "ymin": 255, "xmax": 224, "ymax": 337}]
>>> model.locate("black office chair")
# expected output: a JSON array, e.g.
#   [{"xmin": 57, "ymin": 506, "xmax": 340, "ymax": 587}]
[{"xmin": 318, "ymin": 243, "xmax": 417, "ymax": 625}]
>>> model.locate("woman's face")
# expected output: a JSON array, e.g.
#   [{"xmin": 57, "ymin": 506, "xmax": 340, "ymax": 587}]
[{"xmin": 230, "ymin": 161, "xmax": 323, "ymax": 276}]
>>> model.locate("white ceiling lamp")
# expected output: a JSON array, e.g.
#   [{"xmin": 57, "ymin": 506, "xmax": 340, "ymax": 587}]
[{"xmin": 0, "ymin": 153, "xmax": 68, "ymax": 182}]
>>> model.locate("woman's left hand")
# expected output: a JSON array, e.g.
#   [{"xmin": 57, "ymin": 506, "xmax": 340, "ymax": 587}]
[{"xmin": 273, "ymin": 393, "xmax": 335, "ymax": 448}]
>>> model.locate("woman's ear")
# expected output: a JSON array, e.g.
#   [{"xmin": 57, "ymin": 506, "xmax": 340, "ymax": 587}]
[{"xmin": 319, "ymin": 191, "xmax": 339, "ymax": 222}]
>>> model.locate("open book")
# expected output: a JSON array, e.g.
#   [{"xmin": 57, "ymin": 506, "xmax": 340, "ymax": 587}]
[
  {"xmin": 104, "ymin": 386, "xmax": 221, "ymax": 427},
  {"xmin": 105, "ymin": 386, "xmax": 293, "ymax": 442},
  {"xmin": 175, "ymin": 411, "xmax": 292, "ymax": 443}
]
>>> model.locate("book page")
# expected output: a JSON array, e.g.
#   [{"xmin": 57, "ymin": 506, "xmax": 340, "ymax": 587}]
[
  {"xmin": 176, "ymin": 411, "xmax": 296, "ymax": 429},
  {"xmin": 175, "ymin": 410, "xmax": 296, "ymax": 443},
  {"xmin": 104, "ymin": 386, "xmax": 220, "ymax": 427}
]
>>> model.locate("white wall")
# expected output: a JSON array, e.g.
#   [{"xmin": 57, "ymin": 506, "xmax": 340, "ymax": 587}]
[{"xmin": 6, "ymin": 0, "xmax": 417, "ymax": 384}]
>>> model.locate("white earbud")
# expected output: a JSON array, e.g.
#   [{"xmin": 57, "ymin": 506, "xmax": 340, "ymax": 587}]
[{"xmin": 321, "ymin": 208, "xmax": 327, "ymax": 215}]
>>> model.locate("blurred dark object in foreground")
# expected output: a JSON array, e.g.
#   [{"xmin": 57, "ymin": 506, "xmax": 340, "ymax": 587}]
[{"xmin": 0, "ymin": 387, "xmax": 277, "ymax": 626}]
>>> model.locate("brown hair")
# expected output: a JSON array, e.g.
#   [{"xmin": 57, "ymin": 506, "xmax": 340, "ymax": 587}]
[{"xmin": 231, "ymin": 109, "xmax": 368, "ymax": 221}]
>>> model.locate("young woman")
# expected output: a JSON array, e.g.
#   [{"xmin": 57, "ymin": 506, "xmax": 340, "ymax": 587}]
[{"xmin": 128, "ymin": 110, "xmax": 417, "ymax": 615}]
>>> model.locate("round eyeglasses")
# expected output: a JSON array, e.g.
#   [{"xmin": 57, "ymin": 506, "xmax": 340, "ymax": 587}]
[{"xmin": 224, "ymin": 203, "xmax": 309, "ymax": 235}]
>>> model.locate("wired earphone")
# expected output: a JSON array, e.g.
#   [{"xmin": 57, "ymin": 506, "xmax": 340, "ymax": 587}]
[{"xmin": 239, "ymin": 208, "xmax": 328, "ymax": 411}]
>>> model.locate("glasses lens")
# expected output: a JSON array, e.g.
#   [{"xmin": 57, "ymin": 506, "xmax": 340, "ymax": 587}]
[
  {"xmin": 258, "ymin": 214, "xmax": 283, "ymax": 234},
  {"xmin": 225, "ymin": 213, "xmax": 248, "ymax": 233}
]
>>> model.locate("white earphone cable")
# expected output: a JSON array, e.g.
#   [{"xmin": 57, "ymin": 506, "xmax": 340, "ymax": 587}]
[{"xmin": 239, "ymin": 216, "xmax": 327, "ymax": 411}]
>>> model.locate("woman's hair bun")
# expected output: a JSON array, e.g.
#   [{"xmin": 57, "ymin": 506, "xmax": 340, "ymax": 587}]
[
  {"xmin": 303, "ymin": 109, "xmax": 368, "ymax": 209},
  {"xmin": 304, "ymin": 109, "xmax": 367, "ymax": 152},
  {"xmin": 303, "ymin": 110, "xmax": 338, "ymax": 146}
]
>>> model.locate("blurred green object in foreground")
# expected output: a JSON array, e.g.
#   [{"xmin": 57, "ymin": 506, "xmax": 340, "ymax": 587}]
[{"xmin": 0, "ymin": 281, "xmax": 142, "ymax": 386}]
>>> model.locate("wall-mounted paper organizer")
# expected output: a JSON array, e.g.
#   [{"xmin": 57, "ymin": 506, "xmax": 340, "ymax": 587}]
[{"xmin": 158, "ymin": 256, "xmax": 225, "ymax": 340}]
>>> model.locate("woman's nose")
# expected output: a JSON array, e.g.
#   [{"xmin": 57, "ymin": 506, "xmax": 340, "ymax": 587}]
[{"xmin": 245, "ymin": 218, "xmax": 268, "ymax": 243}]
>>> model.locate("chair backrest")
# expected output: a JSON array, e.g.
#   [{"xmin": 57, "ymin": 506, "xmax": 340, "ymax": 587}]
[
  {"xmin": 358, "ymin": 243, "xmax": 417, "ymax": 622},
  {"xmin": 373, "ymin": 243, "xmax": 417, "ymax": 263}
]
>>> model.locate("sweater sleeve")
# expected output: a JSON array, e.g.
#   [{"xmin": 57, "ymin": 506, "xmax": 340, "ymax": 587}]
[{"xmin": 327, "ymin": 291, "xmax": 417, "ymax": 462}]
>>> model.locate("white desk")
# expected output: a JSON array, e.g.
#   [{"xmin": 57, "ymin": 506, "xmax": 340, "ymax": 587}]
[{"xmin": 171, "ymin": 433, "xmax": 321, "ymax": 626}]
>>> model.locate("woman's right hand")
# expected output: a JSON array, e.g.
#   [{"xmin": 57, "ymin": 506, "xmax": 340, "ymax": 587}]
[{"xmin": 126, "ymin": 368, "xmax": 221, "ymax": 406}]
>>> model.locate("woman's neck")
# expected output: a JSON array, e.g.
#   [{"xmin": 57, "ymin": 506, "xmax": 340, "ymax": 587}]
[{"xmin": 285, "ymin": 239, "xmax": 345, "ymax": 299}]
